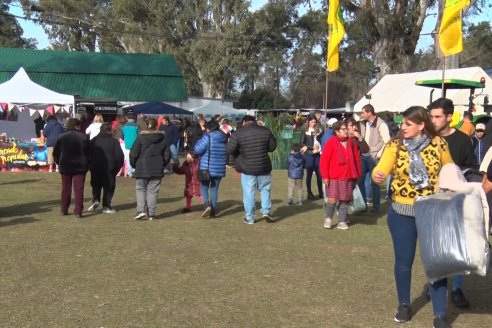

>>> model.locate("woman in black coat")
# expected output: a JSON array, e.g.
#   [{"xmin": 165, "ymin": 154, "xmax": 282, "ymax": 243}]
[
  {"xmin": 87, "ymin": 123, "xmax": 124, "ymax": 214},
  {"xmin": 130, "ymin": 118, "xmax": 171, "ymax": 220},
  {"xmin": 53, "ymin": 118, "xmax": 90, "ymax": 218}
]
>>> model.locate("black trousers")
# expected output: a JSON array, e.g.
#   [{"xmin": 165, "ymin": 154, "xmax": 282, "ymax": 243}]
[{"xmin": 90, "ymin": 170, "xmax": 117, "ymax": 208}]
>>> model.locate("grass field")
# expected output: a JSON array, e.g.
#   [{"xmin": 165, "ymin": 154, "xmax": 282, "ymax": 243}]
[{"xmin": 0, "ymin": 170, "xmax": 491, "ymax": 327}]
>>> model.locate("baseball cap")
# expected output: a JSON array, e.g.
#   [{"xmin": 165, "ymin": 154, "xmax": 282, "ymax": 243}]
[
  {"xmin": 476, "ymin": 123, "xmax": 486, "ymax": 131},
  {"xmin": 327, "ymin": 118, "xmax": 338, "ymax": 128}
]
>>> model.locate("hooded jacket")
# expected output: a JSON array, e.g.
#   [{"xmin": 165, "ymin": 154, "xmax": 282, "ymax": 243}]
[
  {"xmin": 43, "ymin": 118, "xmax": 64, "ymax": 147},
  {"xmin": 129, "ymin": 130, "xmax": 170, "ymax": 179},
  {"xmin": 89, "ymin": 131, "xmax": 124, "ymax": 174},
  {"xmin": 287, "ymin": 152, "xmax": 305, "ymax": 179},
  {"xmin": 172, "ymin": 158, "xmax": 201, "ymax": 197}
]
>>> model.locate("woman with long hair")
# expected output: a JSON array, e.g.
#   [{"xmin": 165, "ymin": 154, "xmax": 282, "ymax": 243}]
[
  {"xmin": 300, "ymin": 114, "xmax": 324, "ymax": 199},
  {"xmin": 319, "ymin": 121, "xmax": 361, "ymax": 230},
  {"xmin": 85, "ymin": 114, "xmax": 104, "ymax": 140},
  {"xmin": 372, "ymin": 106, "xmax": 454, "ymax": 328}
]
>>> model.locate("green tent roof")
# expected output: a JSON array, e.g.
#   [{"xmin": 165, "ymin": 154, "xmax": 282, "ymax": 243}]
[{"xmin": 0, "ymin": 47, "xmax": 187, "ymax": 101}]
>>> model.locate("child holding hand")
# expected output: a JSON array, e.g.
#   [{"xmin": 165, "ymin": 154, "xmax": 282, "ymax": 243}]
[{"xmin": 172, "ymin": 155, "xmax": 203, "ymax": 213}]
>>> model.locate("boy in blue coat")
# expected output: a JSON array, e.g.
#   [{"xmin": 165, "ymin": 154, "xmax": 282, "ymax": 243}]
[{"xmin": 287, "ymin": 143, "xmax": 306, "ymax": 205}]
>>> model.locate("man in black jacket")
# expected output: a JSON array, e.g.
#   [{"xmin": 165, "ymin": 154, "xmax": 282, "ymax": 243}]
[
  {"xmin": 429, "ymin": 97, "xmax": 476, "ymax": 309},
  {"xmin": 87, "ymin": 123, "xmax": 124, "ymax": 214},
  {"xmin": 227, "ymin": 115, "xmax": 277, "ymax": 224}
]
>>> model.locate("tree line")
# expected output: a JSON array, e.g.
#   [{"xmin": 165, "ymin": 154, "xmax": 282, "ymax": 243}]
[{"xmin": 1, "ymin": 0, "xmax": 491, "ymax": 109}]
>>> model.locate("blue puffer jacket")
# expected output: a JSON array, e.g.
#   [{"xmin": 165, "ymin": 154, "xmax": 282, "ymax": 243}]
[
  {"xmin": 287, "ymin": 152, "xmax": 305, "ymax": 179},
  {"xmin": 194, "ymin": 130, "xmax": 227, "ymax": 178}
]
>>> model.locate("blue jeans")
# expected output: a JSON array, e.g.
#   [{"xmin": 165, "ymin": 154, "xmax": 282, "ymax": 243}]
[
  {"xmin": 240, "ymin": 173, "xmax": 272, "ymax": 222},
  {"xmin": 387, "ymin": 207, "xmax": 447, "ymax": 316},
  {"xmin": 170, "ymin": 144, "xmax": 180, "ymax": 166},
  {"xmin": 200, "ymin": 177, "xmax": 221, "ymax": 209},
  {"xmin": 358, "ymin": 155, "xmax": 380, "ymax": 210}
]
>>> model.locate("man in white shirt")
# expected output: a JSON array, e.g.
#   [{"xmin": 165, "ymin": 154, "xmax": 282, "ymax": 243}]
[{"xmin": 358, "ymin": 104, "xmax": 391, "ymax": 214}]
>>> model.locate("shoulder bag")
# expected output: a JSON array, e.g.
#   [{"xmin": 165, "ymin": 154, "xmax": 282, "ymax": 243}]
[{"xmin": 197, "ymin": 135, "xmax": 211, "ymax": 183}]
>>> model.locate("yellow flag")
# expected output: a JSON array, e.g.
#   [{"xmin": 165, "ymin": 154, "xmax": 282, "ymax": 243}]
[
  {"xmin": 439, "ymin": 0, "xmax": 470, "ymax": 56},
  {"xmin": 326, "ymin": 0, "xmax": 345, "ymax": 72}
]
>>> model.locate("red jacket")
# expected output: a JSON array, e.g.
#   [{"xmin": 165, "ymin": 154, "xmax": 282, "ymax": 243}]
[
  {"xmin": 172, "ymin": 158, "xmax": 201, "ymax": 197},
  {"xmin": 320, "ymin": 136, "xmax": 361, "ymax": 180}
]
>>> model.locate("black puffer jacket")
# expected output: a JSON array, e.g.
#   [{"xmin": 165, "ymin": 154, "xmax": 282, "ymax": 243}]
[
  {"xmin": 89, "ymin": 131, "xmax": 124, "ymax": 174},
  {"xmin": 129, "ymin": 131, "xmax": 171, "ymax": 179},
  {"xmin": 227, "ymin": 122, "xmax": 277, "ymax": 176},
  {"xmin": 53, "ymin": 129, "xmax": 89, "ymax": 174}
]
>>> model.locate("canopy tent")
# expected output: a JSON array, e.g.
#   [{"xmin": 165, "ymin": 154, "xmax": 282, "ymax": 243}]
[
  {"xmin": 189, "ymin": 102, "xmax": 241, "ymax": 117},
  {"xmin": 0, "ymin": 67, "xmax": 74, "ymax": 105},
  {"xmin": 354, "ymin": 67, "xmax": 492, "ymax": 114},
  {"xmin": 128, "ymin": 101, "xmax": 192, "ymax": 115}
]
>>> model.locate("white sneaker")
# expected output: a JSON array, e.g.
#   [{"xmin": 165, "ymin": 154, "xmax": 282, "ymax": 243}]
[
  {"xmin": 148, "ymin": 217, "xmax": 155, "ymax": 221},
  {"xmin": 135, "ymin": 212, "xmax": 146, "ymax": 220},
  {"xmin": 102, "ymin": 207, "xmax": 116, "ymax": 214},
  {"xmin": 88, "ymin": 201, "xmax": 100, "ymax": 212},
  {"xmin": 337, "ymin": 222, "xmax": 349, "ymax": 230},
  {"xmin": 324, "ymin": 218, "xmax": 332, "ymax": 229}
]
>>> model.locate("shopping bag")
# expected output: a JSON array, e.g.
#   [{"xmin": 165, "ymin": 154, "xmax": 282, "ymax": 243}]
[
  {"xmin": 352, "ymin": 185, "xmax": 366, "ymax": 212},
  {"xmin": 414, "ymin": 190, "xmax": 489, "ymax": 282}
]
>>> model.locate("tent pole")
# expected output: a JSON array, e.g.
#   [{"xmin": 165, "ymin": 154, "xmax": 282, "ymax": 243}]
[{"xmin": 441, "ymin": 56, "xmax": 446, "ymax": 98}]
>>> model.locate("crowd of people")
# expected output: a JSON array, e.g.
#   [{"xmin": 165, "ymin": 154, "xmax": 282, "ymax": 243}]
[{"xmin": 47, "ymin": 98, "xmax": 492, "ymax": 328}]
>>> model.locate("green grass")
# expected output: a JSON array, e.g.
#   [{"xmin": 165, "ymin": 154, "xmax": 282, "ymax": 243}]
[{"xmin": 0, "ymin": 171, "xmax": 491, "ymax": 327}]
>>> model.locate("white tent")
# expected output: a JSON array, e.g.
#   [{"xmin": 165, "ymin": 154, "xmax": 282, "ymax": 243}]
[
  {"xmin": 0, "ymin": 67, "xmax": 74, "ymax": 105},
  {"xmin": 189, "ymin": 102, "xmax": 243, "ymax": 117},
  {"xmin": 354, "ymin": 67, "xmax": 492, "ymax": 114}
]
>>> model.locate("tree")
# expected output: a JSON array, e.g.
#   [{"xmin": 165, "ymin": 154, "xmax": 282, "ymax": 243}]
[
  {"xmin": 0, "ymin": 1, "xmax": 36, "ymax": 48},
  {"xmin": 344, "ymin": 0, "xmax": 439, "ymax": 78},
  {"xmin": 461, "ymin": 21, "xmax": 492, "ymax": 68}
]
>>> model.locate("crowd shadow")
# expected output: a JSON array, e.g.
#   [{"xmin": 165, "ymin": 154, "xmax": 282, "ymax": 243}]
[
  {"xmin": 0, "ymin": 216, "xmax": 40, "ymax": 227},
  {"xmin": 271, "ymin": 198, "xmax": 325, "ymax": 223},
  {"xmin": 0, "ymin": 178, "xmax": 42, "ymax": 186},
  {"xmin": 0, "ymin": 199, "xmax": 60, "ymax": 220}
]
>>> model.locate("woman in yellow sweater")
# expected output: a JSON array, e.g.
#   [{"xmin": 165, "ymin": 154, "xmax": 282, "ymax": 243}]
[{"xmin": 372, "ymin": 106, "xmax": 454, "ymax": 328}]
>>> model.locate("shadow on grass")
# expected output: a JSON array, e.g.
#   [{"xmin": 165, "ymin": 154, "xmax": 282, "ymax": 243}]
[
  {"xmin": 89, "ymin": 196, "xmax": 184, "ymax": 213},
  {"xmin": 409, "ymin": 274, "xmax": 492, "ymax": 326},
  {"xmin": 447, "ymin": 273, "xmax": 492, "ymax": 325},
  {"xmin": 0, "ymin": 199, "xmax": 60, "ymax": 219},
  {"xmin": 0, "ymin": 178, "xmax": 42, "ymax": 186},
  {"xmin": 350, "ymin": 200, "xmax": 391, "ymax": 226},
  {"xmin": 0, "ymin": 216, "xmax": 40, "ymax": 227},
  {"xmin": 271, "ymin": 198, "xmax": 325, "ymax": 223},
  {"xmin": 411, "ymin": 284, "xmax": 431, "ymax": 318}
]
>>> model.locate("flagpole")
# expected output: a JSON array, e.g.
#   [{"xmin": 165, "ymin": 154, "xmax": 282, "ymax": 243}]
[
  {"xmin": 324, "ymin": 70, "xmax": 329, "ymax": 116},
  {"xmin": 441, "ymin": 56, "xmax": 446, "ymax": 97}
]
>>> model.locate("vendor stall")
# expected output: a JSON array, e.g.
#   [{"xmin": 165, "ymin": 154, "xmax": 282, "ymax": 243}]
[{"xmin": 0, "ymin": 67, "xmax": 74, "ymax": 171}]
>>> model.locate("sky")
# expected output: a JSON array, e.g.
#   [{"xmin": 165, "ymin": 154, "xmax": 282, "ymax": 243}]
[{"xmin": 9, "ymin": 1, "xmax": 491, "ymax": 52}]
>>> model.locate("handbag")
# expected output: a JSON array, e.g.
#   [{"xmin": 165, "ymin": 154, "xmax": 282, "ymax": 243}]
[{"xmin": 197, "ymin": 135, "xmax": 211, "ymax": 183}]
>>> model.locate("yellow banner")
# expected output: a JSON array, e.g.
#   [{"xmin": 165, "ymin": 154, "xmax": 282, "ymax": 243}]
[
  {"xmin": 326, "ymin": 0, "xmax": 345, "ymax": 72},
  {"xmin": 439, "ymin": 0, "xmax": 470, "ymax": 56}
]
